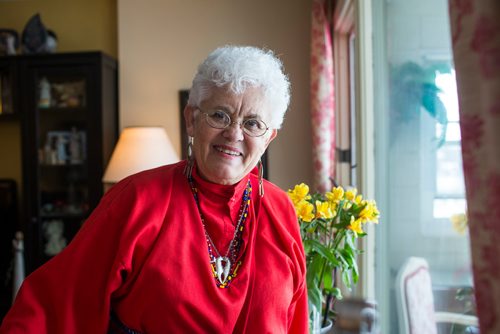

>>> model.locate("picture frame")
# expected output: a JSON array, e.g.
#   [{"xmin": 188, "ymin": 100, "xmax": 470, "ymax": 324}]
[{"xmin": 42, "ymin": 129, "xmax": 87, "ymax": 165}]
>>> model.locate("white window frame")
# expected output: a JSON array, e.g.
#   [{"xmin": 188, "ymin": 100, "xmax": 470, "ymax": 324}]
[{"xmin": 354, "ymin": 0, "xmax": 375, "ymax": 300}]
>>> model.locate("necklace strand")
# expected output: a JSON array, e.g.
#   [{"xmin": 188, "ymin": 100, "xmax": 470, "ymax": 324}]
[{"xmin": 188, "ymin": 176, "xmax": 251, "ymax": 288}]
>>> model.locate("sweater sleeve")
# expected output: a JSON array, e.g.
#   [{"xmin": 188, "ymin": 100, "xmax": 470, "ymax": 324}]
[
  {"xmin": 259, "ymin": 182, "xmax": 309, "ymax": 334},
  {"xmin": 288, "ymin": 281, "xmax": 309, "ymax": 334},
  {"xmin": 285, "ymin": 200, "xmax": 309, "ymax": 334},
  {"xmin": 0, "ymin": 173, "xmax": 167, "ymax": 333}
]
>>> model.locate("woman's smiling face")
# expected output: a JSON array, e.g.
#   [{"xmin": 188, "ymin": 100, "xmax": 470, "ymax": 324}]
[{"xmin": 184, "ymin": 85, "xmax": 277, "ymax": 185}]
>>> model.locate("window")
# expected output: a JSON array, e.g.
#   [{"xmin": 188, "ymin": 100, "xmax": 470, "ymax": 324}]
[
  {"xmin": 333, "ymin": 0, "xmax": 356, "ymax": 187},
  {"xmin": 372, "ymin": 1, "xmax": 474, "ymax": 332},
  {"xmin": 433, "ymin": 70, "xmax": 466, "ymax": 220}
]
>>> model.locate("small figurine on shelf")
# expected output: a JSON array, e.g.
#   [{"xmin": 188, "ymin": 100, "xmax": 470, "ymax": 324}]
[
  {"xmin": 38, "ymin": 77, "xmax": 51, "ymax": 108},
  {"xmin": 45, "ymin": 30, "xmax": 57, "ymax": 53},
  {"xmin": 21, "ymin": 13, "xmax": 58, "ymax": 54},
  {"xmin": 51, "ymin": 80, "xmax": 85, "ymax": 108},
  {"xmin": 42, "ymin": 135, "xmax": 56, "ymax": 165},
  {"xmin": 43, "ymin": 220, "xmax": 67, "ymax": 256},
  {"xmin": 55, "ymin": 133, "xmax": 69, "ymax": 164},
  {"xmin": 69, "ymin": 127, "xmax": 83, "ymax": 164},
  {"xmin": 0, "ymin": 29, "xmax": 19, "ymax": 56}
]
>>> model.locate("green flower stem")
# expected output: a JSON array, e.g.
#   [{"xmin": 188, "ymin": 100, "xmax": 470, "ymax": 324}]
[{"xmin": 333, "ymin": 228, "xmax": 345, "ymax": 250}]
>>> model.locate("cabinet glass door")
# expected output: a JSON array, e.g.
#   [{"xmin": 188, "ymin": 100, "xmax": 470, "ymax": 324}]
[
  {"xmin": 0, "ymin": 59, "xmax": 15, "ymax": 117},
  {"xmin": 16, "ymin": 52, "xmax": 117, "ymax": 272},
  {"xmin": 33, "ymin": 69, "xmax": 90, "ymax": 261}
]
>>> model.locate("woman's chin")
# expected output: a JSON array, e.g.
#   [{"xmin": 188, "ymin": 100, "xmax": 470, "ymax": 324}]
[{"xmin": 211, "ymin": 172, "xmax": 240, "ymax": 185}]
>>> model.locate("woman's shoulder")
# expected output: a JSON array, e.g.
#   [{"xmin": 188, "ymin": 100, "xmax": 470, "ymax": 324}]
[
  {"xmin": 120, "ymin": 161, "xmax": 185, "ymax": 186},
  {"xmin": 262, "ymin": 178, "xmax": 287, "ymax": 197},
  {"xmin": 104, "ymin": 161, "xmax": 187, "ymax": 201},
  {"xmin": 256, "ymin": 177, "xmax": 295, "ymax": 211},
  {"xmin": 255, "ymin": 178, "xmax": 303, "ymax": 249}
]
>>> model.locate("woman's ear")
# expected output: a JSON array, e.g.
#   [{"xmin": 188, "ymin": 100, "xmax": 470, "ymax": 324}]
[
  {"xmin": 184, "ymin": 105, "xmax": 196, "ymax": 137},
  {"xmin": 265, "ymin": 129, "xmax": 278, "ymax": 147}
]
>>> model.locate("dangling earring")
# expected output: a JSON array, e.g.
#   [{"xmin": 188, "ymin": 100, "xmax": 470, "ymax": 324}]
[
  {"xmin": 184, "ymin": 136, "xmax": 194, "ymax": 178},
  {"xmin": 258, "ymin": 159, "xmax": 264, "ymax": 197}
]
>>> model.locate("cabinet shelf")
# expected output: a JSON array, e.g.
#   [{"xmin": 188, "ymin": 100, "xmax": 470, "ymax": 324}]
[
  {"xmin": 38, "ymin": 107, "xmax": 87, "ymax": 113},
  {"xmin": 40, "ymin": 212, "xmax": 88, "ymax": 219},
  {"xmin": 39, "ymin": 162, "xmax": 87, "ymax": 167},
  {"xmin": 0, "ymin": 113, "xmax": 19, "ymax": 121}
]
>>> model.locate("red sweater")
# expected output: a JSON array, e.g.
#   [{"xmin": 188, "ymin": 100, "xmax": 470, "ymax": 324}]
[{"xmin": 0, "ymin": 161, "xmax": 308, "ymax": 333}]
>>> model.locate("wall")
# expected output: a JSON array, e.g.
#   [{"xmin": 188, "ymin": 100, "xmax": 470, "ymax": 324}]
[
  {"xmin": 0, "ymin": 0, "xmax": 313, "ymax": 192},
  {"xmin": 118, "ymin": 0, "xmax": 313, "ymax": 189},
  {"xmin": 0, "ymin": 0, "xmax": 117, "ymax": 57},
  {"xmin": 0, "ymin": 122, "xmax": 22, "ymax": 186},
  {"xmin": 0, "ymin": 0, "xmax": 117, "ymax": 200}
]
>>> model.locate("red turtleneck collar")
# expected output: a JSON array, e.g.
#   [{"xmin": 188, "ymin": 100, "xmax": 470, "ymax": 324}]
[{"xmin": 189, "ymin": 163, "xmax": 258, "ymax": 255}]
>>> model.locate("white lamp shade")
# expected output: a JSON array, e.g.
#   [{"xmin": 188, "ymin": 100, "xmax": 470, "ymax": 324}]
[{"xmin": 102, "ymin": 127, "xmax": 179, "ymax": 183}]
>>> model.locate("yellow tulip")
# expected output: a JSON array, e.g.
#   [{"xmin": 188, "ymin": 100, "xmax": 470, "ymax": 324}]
[
  {"xmin": 355, "ymin": 195, "xmax": 363, "ymax": 205},
  {"xmin": 345, "ymin": 188, "xmax": 358, "ymax": 201},
  {"xmin": 362, "ymin": 201, "xmax": 380, "ymax": 223},
  {"xmin": 288, "ymin": 183, "xmax": 311, "ymax": 205},
  {"xmin": 315, "ymin": 200, "xmax": 334, "ymax": 219},
  {"xmin": 343, "ymin": 201, "xmax": 353, "ymax": 210},
  {"xmin": 297, "ymin": 200, "xmax": 315, "ymax": 223},
  {"xmin": 326, "ymin": 186, "xmax": 344, "ymax": 203},
  {"xmin": 348, "ymin": 216, "xmax": 364, "ymax": 234}
]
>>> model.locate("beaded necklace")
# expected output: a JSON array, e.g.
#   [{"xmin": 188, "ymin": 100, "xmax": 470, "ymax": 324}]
[{"xmin": 188, "ymin": 175, "xmax": 252, "ymax": 288}]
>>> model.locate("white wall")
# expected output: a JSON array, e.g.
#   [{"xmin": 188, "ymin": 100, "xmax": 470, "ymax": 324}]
[{"xmin": 118, "ymin": 0, "xmax": 314, "ymax": 189}]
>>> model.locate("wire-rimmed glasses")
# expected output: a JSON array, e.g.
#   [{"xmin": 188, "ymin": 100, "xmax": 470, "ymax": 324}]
[{"xmin": 197, "ymin": 107, "xmax": 269, "ymax": 137}]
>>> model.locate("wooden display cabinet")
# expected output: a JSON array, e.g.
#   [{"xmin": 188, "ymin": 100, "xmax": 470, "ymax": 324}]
[{"xmin": 0, "ymin": 52, "xmax": 118, "ymax": 273}]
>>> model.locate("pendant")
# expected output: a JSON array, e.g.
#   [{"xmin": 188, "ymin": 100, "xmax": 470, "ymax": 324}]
[{"xmin": 216, "ymin": 256, "xmax": 231, "ymax": 284}]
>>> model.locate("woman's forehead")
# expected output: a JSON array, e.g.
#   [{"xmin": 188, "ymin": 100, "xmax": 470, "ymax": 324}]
[
  {"xmin": 200, "ymin": 86, "xmax": 272, "ymax": 123},
  {"xmin": 200, "ymin": 86, "xmax": 269, "ymax": 113}
]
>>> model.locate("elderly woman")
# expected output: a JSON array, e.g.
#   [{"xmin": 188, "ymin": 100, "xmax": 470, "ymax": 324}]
[{"xmin": 0, "ymin": 46, "xmax": 308, "ymax": 333}]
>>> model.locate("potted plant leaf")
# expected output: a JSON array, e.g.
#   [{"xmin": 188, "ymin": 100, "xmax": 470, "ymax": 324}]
[{"xmin": 288, "ymin": 183, "xmax": 380, "ymax": 332}]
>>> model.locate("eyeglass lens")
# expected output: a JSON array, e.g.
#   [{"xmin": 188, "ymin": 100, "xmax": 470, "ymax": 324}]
[{"xmin": 204, "ymin": 110, "xmax": 267, "ymax": 137}]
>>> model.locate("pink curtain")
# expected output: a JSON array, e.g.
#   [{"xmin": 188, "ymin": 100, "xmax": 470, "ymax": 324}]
[
  {"xmin": 310, "ymin": 0, "xmax": 335, "ymax": 193},
  {"xmin": 449, "ymin": 1, "xmax": 500, "ymax": 332}
]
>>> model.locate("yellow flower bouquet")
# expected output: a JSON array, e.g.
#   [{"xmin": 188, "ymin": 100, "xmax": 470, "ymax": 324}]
[{"xmin": 288, "ymin": 183, "xmax": 379, "ymax": 326}]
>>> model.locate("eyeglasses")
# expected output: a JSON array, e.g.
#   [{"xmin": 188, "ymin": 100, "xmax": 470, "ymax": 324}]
[{"xmin": 197, "ymin": 107, "xmax": 269, "ymax": 137}]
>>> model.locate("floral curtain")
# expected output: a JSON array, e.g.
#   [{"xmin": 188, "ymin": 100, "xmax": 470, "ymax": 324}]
[
  {"xmin": 310, "ymin": 0, "xmax": 335, "ymax": 193},
  {"xmin": 448, "ymin": 1, "xmax": 500, "ymax": 332}
]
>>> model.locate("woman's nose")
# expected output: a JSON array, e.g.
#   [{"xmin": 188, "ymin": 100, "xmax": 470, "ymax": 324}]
[{"xmin": 223, "ymin": 121, "xmax": 245, "ymax": 141}]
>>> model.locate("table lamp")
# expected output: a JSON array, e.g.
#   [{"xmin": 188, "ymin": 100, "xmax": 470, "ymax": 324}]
[{"xmin": 102, "ymin": 126, "xmax": 179, "ymax": 188}]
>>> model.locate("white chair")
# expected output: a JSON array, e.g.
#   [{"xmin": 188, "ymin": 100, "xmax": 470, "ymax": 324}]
[{"xmin": 395, "ymin": 257, "xmax": 478, "ymax": 334}]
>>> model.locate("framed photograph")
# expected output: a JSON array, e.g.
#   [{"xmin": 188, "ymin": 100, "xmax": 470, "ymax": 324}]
[{"xmin": 42, "ymin": 129, "xmax": 86, "ymax": 165}]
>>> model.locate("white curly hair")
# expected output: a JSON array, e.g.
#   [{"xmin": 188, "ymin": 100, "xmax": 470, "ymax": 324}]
[{"xmin": 187, "ymin": 45, "xmax": 291, "ymax": 129}]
